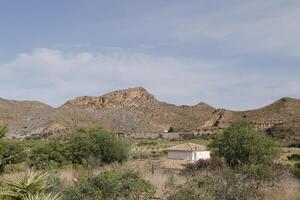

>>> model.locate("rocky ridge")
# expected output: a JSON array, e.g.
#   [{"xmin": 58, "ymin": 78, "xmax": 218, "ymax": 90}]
[{"xmin": 0, "ymin": 87, "xmax": 299, "ymax": 139}]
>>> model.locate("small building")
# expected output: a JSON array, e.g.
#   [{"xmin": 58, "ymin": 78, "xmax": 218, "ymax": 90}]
[{"xmin": 167, "ymin": 142, "xmax": 210, "ymax": 163}]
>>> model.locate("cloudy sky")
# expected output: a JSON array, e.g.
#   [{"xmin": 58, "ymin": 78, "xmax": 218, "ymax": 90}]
[{"xmin": 0, "ymin": 0, "xmax": 299, "ymax": 110}]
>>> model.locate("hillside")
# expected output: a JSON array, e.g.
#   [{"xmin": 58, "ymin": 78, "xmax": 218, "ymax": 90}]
[
  {"xmin": 58, "ymin": 87, "xmax": 215, "ymax": 133},
  {"xmin": 0, "ymin": 87, "xmax": 299, "ymax": 139}
]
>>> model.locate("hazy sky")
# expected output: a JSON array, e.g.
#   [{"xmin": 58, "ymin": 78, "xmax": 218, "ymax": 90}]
[{"xmin": 0, "ymin": 0, "xmax": 299, "ymax": 110}]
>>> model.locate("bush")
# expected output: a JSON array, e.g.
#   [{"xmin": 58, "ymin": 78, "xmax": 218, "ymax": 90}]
[
  {"xmin": 64, "ymin": 170, "xmax": 155, "ymax": 200},
  {"xmin": 29, "ymin": 141, "xmax": 68, "ymax": 169},
  {"xmin": 168, "ymin": 168, "xmax": 260, "ymax": 200},
  {"xmin": 288, "ymin": 141, "xmax": 300, "ymax": 148},
  {"xmin": 289, "ymin": 162, "xmax": 300, "ymax": 179},
  {"xmin": 167, "ymin": 187, "xmax": 204, "ymax": 200},
  {"xmin": 209, "ymin": 121, "xmax": 281, "ymax": 187},
  {"xmin": 287, "ymin": 154, "xmax": 300, "ymax": 161},
  {"xmin": 0, "ymin": 124, "xmax": 8, "ymax": 139},
  {"xmin": 0, "ymin": 140, "xmax": 27, "ymax": 174},
  {"xmin": 66, "ymin": 127, "xmax": 129, "ymax": 165},
  {"xmin": 209, "ymin": 121, "xmax": 278, "ymax": 168},
  {"xmin": 0, "ymin": 170, "xmax": 62, "ymax": 200},
  {"xmin": 185, "ymin": 158, "xmax": 223, "ymax": 174}
]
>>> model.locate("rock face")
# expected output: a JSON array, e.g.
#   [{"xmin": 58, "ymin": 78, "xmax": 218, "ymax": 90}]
[
  {"xmin": 201, "ymin": 109, "xmax": 227, "ymax": 129},
  {"xmin": 67, "ymin": 87, "xmax": 157, "ymax": 109},
  {"xmin": 0, "ymin": 87, "xmax": 299, "ymax": 139}
]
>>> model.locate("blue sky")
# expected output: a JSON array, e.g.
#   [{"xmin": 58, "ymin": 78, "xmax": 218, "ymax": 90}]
[{"xmin": 0, "ymin": 0, "xmax": 299, "ymax": 110}]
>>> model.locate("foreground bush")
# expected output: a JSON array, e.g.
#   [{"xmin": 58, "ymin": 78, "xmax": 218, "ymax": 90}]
[
  {"xmin": 0, "ymin": 170, "xmax": 62, "ymax": 200},
  {"xmin": 64, "ymin": 170, "xmax": 155, "ymax": 200},
  {"xmin": 168, "ymin": 168, "xmax": 260, "ymax": 200}
]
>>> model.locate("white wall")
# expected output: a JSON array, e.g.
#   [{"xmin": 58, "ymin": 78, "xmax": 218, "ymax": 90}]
[
  {"xmin": 168, "ymin": 150, "xmax": 211, "ymax": 162},
  {"xmin": 194, "ymin": 151, "xmax": 211, "ymax": 161},
  {"xmin": 168, "ymin": 151, "xmax": 193, "ymax": 161}
]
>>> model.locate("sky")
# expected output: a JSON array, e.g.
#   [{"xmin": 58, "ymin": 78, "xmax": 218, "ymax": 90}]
[{"xmin": 0, "ymin": 0, "xmax": 299, "ymax": 110}]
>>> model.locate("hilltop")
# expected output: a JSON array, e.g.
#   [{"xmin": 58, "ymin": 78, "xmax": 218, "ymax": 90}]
[{"xmin": 0, "ymin": 87, "xmax": 299, "ymax": 139}]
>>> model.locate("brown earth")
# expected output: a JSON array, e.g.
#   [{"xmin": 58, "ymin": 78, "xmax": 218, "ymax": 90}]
[{"xmin": 0, "ymin": 87, "xmax": 299, "ymax": 139}]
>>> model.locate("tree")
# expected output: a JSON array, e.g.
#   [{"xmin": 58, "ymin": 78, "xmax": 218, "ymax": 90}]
[
  {"xmin": 209, "ymin": 121, "xmax": 278, "ymax": 168},
  {"xmin": 209, "ymin": 121, "xmax": 280, "ymax": 187},
  {"xmin": 0, "ymin": 170, "xmax": 62, "ymax": 200},
  {"xmin": 66, "ymin": 126, "xmax": 129, "ymax": 166}
]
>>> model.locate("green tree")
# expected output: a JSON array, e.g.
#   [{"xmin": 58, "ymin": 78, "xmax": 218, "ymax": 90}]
[
  {"xmin": 67, "ymin": 126, "xmax": 129, "ymax": 165},
  {"xmin": 210, "ymin": 121, "xmax": 278, "ymax": 168},
  {"xmin": 209, "ymin": 121, "xmax": 280, "ymax": 187}
]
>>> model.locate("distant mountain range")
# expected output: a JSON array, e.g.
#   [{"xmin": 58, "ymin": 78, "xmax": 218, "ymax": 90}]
[{"xmin": 0, "ymin": 87, "xmax": 299, "ymax": 140}]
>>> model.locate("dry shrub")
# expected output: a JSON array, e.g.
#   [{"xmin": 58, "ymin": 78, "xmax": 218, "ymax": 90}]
[{"xmin": 185, "ymin": 157, "xmax": 224, "ymax": 175}]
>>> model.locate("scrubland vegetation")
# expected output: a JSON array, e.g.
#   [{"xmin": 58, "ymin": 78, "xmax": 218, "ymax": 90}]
[{"xmin": 0, "ymin": 122, "xmax": 300, "ymax": 199}]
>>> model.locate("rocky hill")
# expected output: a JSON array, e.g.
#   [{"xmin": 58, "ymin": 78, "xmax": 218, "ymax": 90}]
[{"xmin": 0, "ymin": 87, "xmax": 299, "ymax": 139}]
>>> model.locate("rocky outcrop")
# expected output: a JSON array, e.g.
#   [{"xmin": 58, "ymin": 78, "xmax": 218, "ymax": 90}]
[
  {"xmin": 200, "ymin": 109, "xmax": 227, "ymax": 129},
  {"xmin": 66, "ymin": 87, "xmax": 157, "ymax": 109}
]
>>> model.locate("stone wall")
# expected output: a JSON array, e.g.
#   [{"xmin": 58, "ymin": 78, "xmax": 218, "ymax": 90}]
[{"xmin": 251, "ymin": 120, "xmax": 283, "ymax": 131}]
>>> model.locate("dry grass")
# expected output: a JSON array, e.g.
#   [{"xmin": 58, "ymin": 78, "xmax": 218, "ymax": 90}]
[{"xmin": 261, "ymin": 175, "xmax": 300, "ymax": 200}]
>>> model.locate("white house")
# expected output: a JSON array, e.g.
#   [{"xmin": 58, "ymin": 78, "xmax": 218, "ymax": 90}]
[{"xmin": 167, "ymin": 142, "xmax": 210, "ymax": 163}]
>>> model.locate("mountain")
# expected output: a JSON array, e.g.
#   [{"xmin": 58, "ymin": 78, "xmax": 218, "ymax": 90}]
[
  {"xmin": 57, "ymin": 87, "xmax": 215, "ymax": 133},
  {"xmin": 0, "ymin": 87, "xmax": 299, "ymax": 139},
  {"xmin": 0, "ymin": 98, "xmax": 53, "ymax": 138}
]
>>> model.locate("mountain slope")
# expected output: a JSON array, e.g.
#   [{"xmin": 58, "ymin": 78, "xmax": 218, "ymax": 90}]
[
  {"xmin": 58, "ymin": 87, "xmax": 215, "ymax": 133},
  {"xmin": 0, "ymin": 88, "xmax": 299, "ymax": 139},
  {"xmin": 0, "ymin": 98, "xmax": 54, "ymax": 138}
]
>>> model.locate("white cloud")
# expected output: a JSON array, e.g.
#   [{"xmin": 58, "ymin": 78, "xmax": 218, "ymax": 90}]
[
  {"xmin": 0, "ymin": 48, "xmax": 299, "ymax": 110},
  {"xmin": 172, "ymin": 0, "xmax": 300, "ymax": 57}
]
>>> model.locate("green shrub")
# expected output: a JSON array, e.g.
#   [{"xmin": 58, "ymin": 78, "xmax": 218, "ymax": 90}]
[
  {"xmin": 287, "ymin": 154, "xmax": 300, "ymax": 161},
  {"xmin": 0, "ymin": 124, "xmax": 8, "ymax": 139},
  {"xmin": 209, "ymin": 121, "xmax": 281, "ymax": 187},
  {"xmin": 168, "ymin": 168, "xmax": 260, "ymax": 200},
  {"xmin": 0, "ymin": 140, "xmax": 27, "ymax": 174},
  {"xmin": 209, "ymin": 121, "xmax": 278, "ymax": 168},
  {"xmin": 64, "ymin": 170, "xmax": 155, "ymax": 200},
  {"xmin": 288, "ymin": 141, "xmax": 300, "ymax": 148},
  {"xmin": 167, "ymin": 187, "xmax": 203, "ymax": 200},
  {"xmin": 66, "ymin": 127, "xmax": 129, "ymax": 165},
  {"xmin": 29, "ymin": 141, "xmax": 68, "ymax": 169}
]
